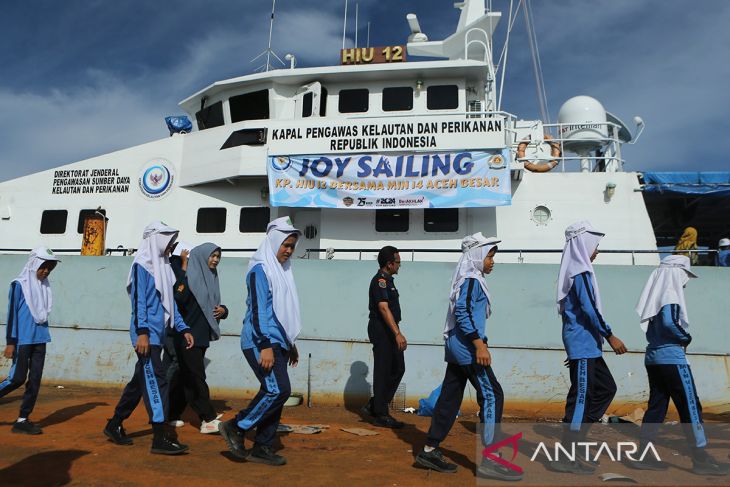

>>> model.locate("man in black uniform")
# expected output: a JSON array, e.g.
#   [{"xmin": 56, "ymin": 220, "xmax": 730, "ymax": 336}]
[{"xmin": 363, "ymin": 246, "xmax": 407, "ymax": 428}]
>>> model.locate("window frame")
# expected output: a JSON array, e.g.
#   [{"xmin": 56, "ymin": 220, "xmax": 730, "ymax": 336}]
[
  {"xmin": 40, "ymin": 209, "xmax": 68, "ymax": 234},
  {"xmin": 239, "ymin": 207, "xmax": 271, "ymax": 233},
  {"xmin": 427, "ymin": 84, "xmax": 459, "ymax": 110},
  {"xmin": 338, "ymin": 88, "xmax": 369, "ymax": 114},
  {"xmin": 423, "ymin": 208, "xmax": 459, "ymax": 233},
  {"xmin": 77, "ymin": 208, "xmax": 106, "ymax": 234},
  {"xmin": 375, "ymin": 209, "xmax": 409, "ymax": 233},
  {"xmin": 382, "ymin": 86, "xmax": 414, "ymax": 112},
  {"xmin": 229, "ymin": 89, "xmax": 270, "ymax": 123},
  {"xmin": 195, "ymin": 100, "xmax": 224, "ymax": 130},
  {"xmin": 196, "ymin": 207, "xmax": 227, "ymax": 233}
]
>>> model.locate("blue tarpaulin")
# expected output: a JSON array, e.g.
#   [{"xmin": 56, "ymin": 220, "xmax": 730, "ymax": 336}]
[
  {"xmin": 642, "ymin": 172, "xmax": 730, "ymax": 196},
  {"xmin": 165, "ymin": 116, "xmax": 193, "ymax": 135}
]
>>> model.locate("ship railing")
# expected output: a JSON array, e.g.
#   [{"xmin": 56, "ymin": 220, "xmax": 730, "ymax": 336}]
[
  {"xmin": 518, "ymin": 121, "xmax": 627, "ymax": 172},
  {"xmin": 0, "ymin": 248, "xmax": 720, "ymax": 266},
  {"xmin": 300, "ymin": 248, "xmax": 720, "ymax": 266}
]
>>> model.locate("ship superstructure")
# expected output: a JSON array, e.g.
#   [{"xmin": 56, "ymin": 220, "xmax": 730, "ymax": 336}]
[{"xmin": 0, "ymin": 0, "xmax": 657, "ymax": 264}]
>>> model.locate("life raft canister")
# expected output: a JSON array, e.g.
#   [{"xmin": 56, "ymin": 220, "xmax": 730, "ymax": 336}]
[{"xmin": 516, "ymin": 134, "xmax": 561, "ymax": 173}]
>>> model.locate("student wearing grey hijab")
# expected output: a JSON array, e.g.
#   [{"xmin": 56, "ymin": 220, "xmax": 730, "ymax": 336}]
[{"xmin": 168, "ymin": 242, "xmax": 228, "ymax": 434}]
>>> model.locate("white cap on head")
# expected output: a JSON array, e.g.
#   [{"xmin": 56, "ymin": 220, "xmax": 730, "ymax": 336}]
[
  {"xmin": 719, "ymin": 238, "xmax": 730, "ymax": 247},
  {"xmin": 564, "ymin": 220, "xmax": 605, "ymax": 241},
  {"xmin": 460, "ymin": 232, "xmax": 501, "ymax": 252},
  {"xmin": 34, "ymin": 246, "xmax": 61, "ymax": 262},
  {"xmin": 266, "ymin": 216, "xmax": 302, "ymax": 239}
]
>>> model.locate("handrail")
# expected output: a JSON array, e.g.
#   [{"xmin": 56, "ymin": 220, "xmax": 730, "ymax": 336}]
[
  {"xmin": 301, "ymin": 248, "xmax": 717, "ymax": 255},
  {"xmin": 301, "ymin": 247, "xmax": 721, "ymax": 266}
]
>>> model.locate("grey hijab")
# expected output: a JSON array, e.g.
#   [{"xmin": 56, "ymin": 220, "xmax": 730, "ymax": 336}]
[{"xmin": 187, "ymin": 242, "xmax": 222, "ymax": 340}]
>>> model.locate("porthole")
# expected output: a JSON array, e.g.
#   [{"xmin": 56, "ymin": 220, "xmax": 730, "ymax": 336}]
[{"xmin": 531, "ymin": 205, "xmax": 551, "ymax": 225}]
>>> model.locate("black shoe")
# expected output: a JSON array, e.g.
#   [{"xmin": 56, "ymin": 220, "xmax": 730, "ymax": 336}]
[
  {"xmin": 626, "ymin": 457, "xmax": 668, "ymax": 471},
  {"xmin": 360, "ymin": 398, "xmax": 375, "ymax": 418},
  {"xmin": 151, "ymin": 435, "xmax": 189, "ymax": 455},
  {"xmin": 220, "ymin": 419, "xmax": 247, "ymax": 460},
  {"xmin": 11, "ymin": 420, "xmax": 42, "ymax": 435},
  {"xmin": 104, "ymin": 418, "xmax": 133, "ymax": 445},
  {"xmin": 547, "ymin": 459, "xmax": 594, "ymax": 475},
  {"xmin": 477, "ymin": 457, "xmax": 523, "ymax": 481},
  {"xmin": 692, "ymin": 452, "xmax": 729, "ymax": 476},
  {"xmin": 247, "ymin": 444, "xmax": 287, "ymax": 466},
  {"xmin": 373, "ymin": 415, "xmax": 404, "ymax": 429},
  {"xmin": 415, "ymin": 449, "xmax": 457, "ymax": 473}
]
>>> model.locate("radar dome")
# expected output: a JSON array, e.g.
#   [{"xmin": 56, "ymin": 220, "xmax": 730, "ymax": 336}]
[{"xmin": 557, "ymin": 96, "xmax": 608, "ymax": 153}]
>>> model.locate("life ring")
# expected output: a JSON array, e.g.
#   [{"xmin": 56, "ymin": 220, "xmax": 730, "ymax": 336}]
[{"xmin": 517, "ymin": 135, "xmax": 561, "ymax": 173}]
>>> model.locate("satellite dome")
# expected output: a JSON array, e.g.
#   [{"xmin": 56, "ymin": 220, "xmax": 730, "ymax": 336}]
[{"xmin": 557, "ymin": 96, "xmax": 609, "ymax": 154}]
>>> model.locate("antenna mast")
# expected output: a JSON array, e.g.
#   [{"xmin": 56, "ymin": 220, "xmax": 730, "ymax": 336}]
[
  {"xmin": 355, "ymin": 3, "xmax": 359, "ymax": 48},
  {"xmin": 342, "ymin": 0, "xmax": 348, "ymax": 49},
  {"xmin": 251, "ymin": 0, "xmax": 285, "ymax": 72}
]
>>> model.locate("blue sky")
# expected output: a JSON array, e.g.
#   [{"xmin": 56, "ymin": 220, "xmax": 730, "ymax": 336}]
[{"xmin": 1, "ymin": 0, "xmax": 728, "ymax": 182}]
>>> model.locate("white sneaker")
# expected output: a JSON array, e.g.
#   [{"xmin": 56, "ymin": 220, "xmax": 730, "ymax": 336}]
[
  {"xmin": 200, "ymin": 414, "xmax": 223, "ymax": 434},
  {"xmin": 168, "ymin": 420, "xmax": 185, "ymax": 428}
]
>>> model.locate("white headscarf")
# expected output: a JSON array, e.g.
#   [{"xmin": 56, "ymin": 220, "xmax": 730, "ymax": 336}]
[
  {"xmin": 127, "ymin": 221, "xmax": 179, "ymax": 328},
  {"xmin": 443, "ymin": 233, "xmax": 500, "ymax": 337},
  {"xmin": 635, "ymin": 255, "xmax": 697, "ymax": 332},
  {"xmin": 12, "ymin": 247, "xmax": 61, "ymax": 324},
  {"xmin": 247, "ymin": 217, "xmax": 303, "ymax": 344},
  {"xmin": 556, "ymin": 221, "xmax": 604, "ymax": 314}
]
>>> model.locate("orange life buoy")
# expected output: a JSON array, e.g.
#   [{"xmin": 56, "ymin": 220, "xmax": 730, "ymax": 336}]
[{"xmin": 517, "ymin": 135, "xmax": 561, "ymax": 173}]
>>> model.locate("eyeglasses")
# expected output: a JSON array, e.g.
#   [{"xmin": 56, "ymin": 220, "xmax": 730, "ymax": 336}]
[{"xmin": 393, "ymin": 260, "xmax": 401, "ymax": 264}]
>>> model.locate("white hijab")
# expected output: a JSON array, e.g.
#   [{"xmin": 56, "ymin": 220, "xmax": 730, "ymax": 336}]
[
  {"xmin": 635, "ymin": 255, "xmax": 697, "ymax": 332},
  {"xmin": 127, "ymin": 221, "xmax": 179, "ymax": 328},
  {"xmin": 556, "ymin": 221, "xmax": 604, "ymax": 314},
  {"xmin": 247, "ymin": 217, "xmax": 303, "ymax": 344},
  {"xmin": 12, "ymin": 247, "xmax": 61, "ymax": 324},
  {"xmin": 443, "ymin": 233, "xmax": 500, "ymax": 337}
]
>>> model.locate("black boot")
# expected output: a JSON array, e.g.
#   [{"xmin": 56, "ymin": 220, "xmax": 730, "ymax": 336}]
[
  {"xmin": 103, "ymin": 416, "xmax": 132, "ymax": 445},
  {"xmin": 151, "ymin": 423, "xmax": 188, "ymax": 455}
]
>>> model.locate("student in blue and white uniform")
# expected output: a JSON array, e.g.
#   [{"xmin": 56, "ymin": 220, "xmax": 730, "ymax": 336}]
[
  {"xmin": 551, "ymin": 221, "xmax": 627, "ymax": 474},
  {"xmin": 220, "ymin": 217, "xmax": 301, "ymax": 467},
  {"xmin": 104, "ymin": 221, "xmax": 194, "ymax": 455},
  {"xmin": 1, "ymin": 247, "xmax": 60, "ymax": 435},
  {"xmin": 415, "ymin": 233, "xmax": 521, "ymax": 481},
  {"xmin": 629, "ymin": 255, "xmax": 727, "ymax": 475}
]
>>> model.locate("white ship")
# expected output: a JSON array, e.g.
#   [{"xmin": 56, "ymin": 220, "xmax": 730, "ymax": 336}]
[{"xmin": 0, "ymin": 0, "xmax": 662, "ymax": 265}]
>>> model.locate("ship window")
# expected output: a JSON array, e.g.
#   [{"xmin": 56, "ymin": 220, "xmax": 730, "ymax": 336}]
[
  {"xmin": 320, "ymin": 87, "xmax": 328, "ymax": 116},
  {"xmin": 376, "ymin": 209, "xmax": 409, "ymax": 232},
  {"xmin": 302, "ymin": 92, "xmax": 313, "ymax": 118},
  {"xmin": 77, "ymin": 209, "xmax": 107, "ymax": 234},
  {"xmin": 40, "ymin": 210, "xmax": 68, "ymax": 234},
  {"xmin": 424, "ymin": 208, "xmax": 459, "ymax": 232},
  {"xmin": 239, "ymin": 207, "xmax": 270, "ymax": 233},
  {"xmin": 196, "ymin": 208, "xmax": 227, "ymax": 233},
  {"xmin": 382, "ymin": 87, "xmax": 413, "ymax": 112},
  {"xmin": 338, "ymin": 88, "xmax": 369, "ymax": 113},
  {"xmin": 427, "ymin": 84, "xmax": 459, "ymax": 110},
  {"xmin": 195, "ymin": 101, "xmax": 224, "ymax": 130},
  {"xmin": 230, "ymin": 89, "xmax": 270, "ymax": 123}
]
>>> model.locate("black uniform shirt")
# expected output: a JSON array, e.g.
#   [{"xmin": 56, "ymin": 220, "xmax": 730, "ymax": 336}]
[
  {"xmin": 168, "ymin": 262, "xmax": 228, "ymax": 348},
  {"xmin": 368, "ymin": 271, "xmax": 401, "ymax": 324}
]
